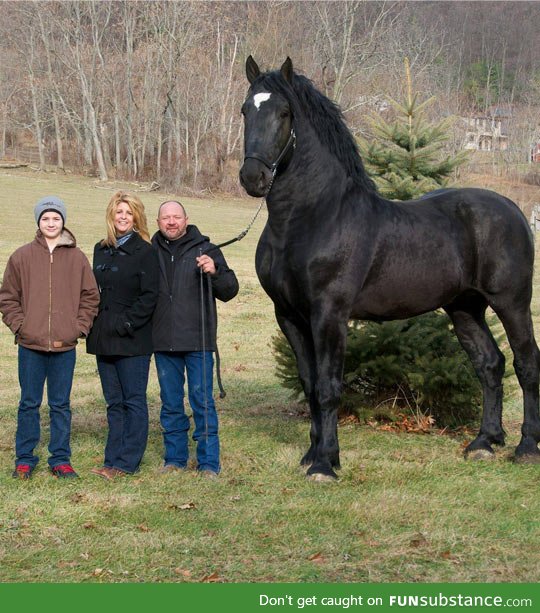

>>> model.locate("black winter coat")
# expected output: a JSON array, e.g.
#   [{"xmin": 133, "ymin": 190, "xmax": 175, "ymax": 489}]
[
  {"xmin": 152, "ymin": 225, "xmax": 239, "ymax": 352},
  {"xmin": 86, "ymin": 233, "xmax": 159, "ymax": 356}
]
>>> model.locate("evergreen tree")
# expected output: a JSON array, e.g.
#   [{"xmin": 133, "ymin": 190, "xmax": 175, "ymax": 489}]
[
  {"xmin": 350, "ymin": 59, "xmax": 479, "ymax": 426},
  {"xmin": 359, "ymin": 58, "xmax": 468, "ymax": 200}
]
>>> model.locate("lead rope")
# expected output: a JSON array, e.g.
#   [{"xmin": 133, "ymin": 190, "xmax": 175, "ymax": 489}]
[
  {"xmin": 210, "ymin": 144, "xmax": 285, "ymax": 253},
  {"xmin": 199, "ymin": 247, "xmax": 210, "ymax": 456},
  {"xmin": 200, "ymin": 152, "xmax": 287, "ymax": 413},
  {"xmin": 206, "ymin": 274, "xmax": 226, "ymax": 399},
  {"xmin": 201, "ymin": 173, "xmax": 274, "ymax": 402},
  {"xmin": 197, "ymin": 131, "xmax": 295, "ymax": 461},
  {"xmin": 212, "ymin": 188, "xmax": 268, "ymax": 251}
]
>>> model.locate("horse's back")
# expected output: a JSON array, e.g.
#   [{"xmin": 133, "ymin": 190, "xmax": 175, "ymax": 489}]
[
  {"xmin": 409, "ymin": 187, "xmax": 534, "ymax": 297},
  {"xmin": 413, "ymin": 187, "xmax": 533, "ymax": 260},
  {"xmin": 351, "ymin": 187, "xmax": 534, "ymax": 319}
]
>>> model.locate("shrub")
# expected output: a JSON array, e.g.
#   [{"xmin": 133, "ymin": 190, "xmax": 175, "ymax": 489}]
[{"xmin": 272, "ymin": 311, "xmax": 485, "ymax": 427}]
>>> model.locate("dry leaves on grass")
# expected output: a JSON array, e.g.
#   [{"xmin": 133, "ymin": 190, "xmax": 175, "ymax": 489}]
[
  {"xmin": 200, "ymin": 571, "xmax": 222, "ymax": 583},
  {"xmin": 308, "ymin": 552, "xmax": 325, "ymax": 563},
  {"xmin": 338, "ymin": 414, "xmax": 361, "ymax": 426},
  {"xmin": 174, "ymin": 568, "xmax": 192, "ymax": 578},
  {"xmin": 440, "ymin": 550, "xmax": 458, "ymax": 561},
  {"xmin": 369, "ymin": 413, "xmax": 479, "ymax": 439},
  {"xmin": 409, "ymin": 533, "xmax": 429, "ymax": 548},
  {"xmin": 70, "ymin": 493, "xmax": 86, "ymax": 504},
  {"xmin": 91, "ymin": 568, "xmax": 122, "ymax": 578},
  {"xmin": 168, "ymin": 501, "xmax": 197, "ymax": 511},
  {"xmin": 57, "ymin": 560, "xmax": 79, "ymax": 569},
  {"xmin": 369, "ymin": 413, "xmax": 435, "ymax": 434}
]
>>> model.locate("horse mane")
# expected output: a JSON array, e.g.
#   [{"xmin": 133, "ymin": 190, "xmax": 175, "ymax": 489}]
[{"xmin": 256, "ymin": 70, "xmax": 377, "ymax": 193}]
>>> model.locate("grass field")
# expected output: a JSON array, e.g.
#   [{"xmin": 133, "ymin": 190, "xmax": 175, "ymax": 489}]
[{"xmin": 0, "ymin": 168, "xmax": 539, "ymax": 583}]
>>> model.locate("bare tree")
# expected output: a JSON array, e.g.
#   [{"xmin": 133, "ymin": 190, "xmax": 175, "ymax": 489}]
[{"xmin": 311, "ymin": 1, "xmax": 400, "ymax": 107}]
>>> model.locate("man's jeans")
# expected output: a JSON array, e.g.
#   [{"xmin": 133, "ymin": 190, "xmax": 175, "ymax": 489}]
[
  {"xmin": 96, "ymin": 354, "xmax": 151, "ymax": 474},
  {"xmin": 16, "ymin": 346, "xmax": 76, "ymax": 468},
  {"xmin": 155, "ymin": 351, "xmax": 220, "ymax": 473}
]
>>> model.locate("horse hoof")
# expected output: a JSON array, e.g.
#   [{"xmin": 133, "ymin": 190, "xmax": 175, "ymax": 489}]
[
  {"xmin": 465, "ymin": 448, "xmax": 495, "ymax": 461},
  {"xmin": 514, "ymin": 453, "xmax": 540, "ymax": 465},
  {"xmin": 306, "ymin": 472, "xmax": 338, "ymax": 483}
]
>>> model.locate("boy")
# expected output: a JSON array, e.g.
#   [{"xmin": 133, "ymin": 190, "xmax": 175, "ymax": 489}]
[{"xmin": 0, "ymin": 196, "xmax": 99, "ymax": 479}]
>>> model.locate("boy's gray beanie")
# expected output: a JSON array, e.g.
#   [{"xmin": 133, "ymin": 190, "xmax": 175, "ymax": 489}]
[{"xmin": 34, "ymin": 196, "xmax": 67, "ymax": 225}]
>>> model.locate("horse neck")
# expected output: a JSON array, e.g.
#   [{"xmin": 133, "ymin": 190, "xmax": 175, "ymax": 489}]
[{"xmin": 269, "ymin": 119, "xmax": 349, "ymax": 211}]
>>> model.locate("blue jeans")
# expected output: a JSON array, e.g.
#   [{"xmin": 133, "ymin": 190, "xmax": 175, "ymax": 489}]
[
  {"xmin": 155, "ymin": 351, "xmax": 220, "ymax": 473},
  {"xmin": 16, "ymin": 346, "xmax": 76, "ymax": 468},
  {"xmin": 96, "ymin": 355, "xmax": 151, "ymax": 474}
]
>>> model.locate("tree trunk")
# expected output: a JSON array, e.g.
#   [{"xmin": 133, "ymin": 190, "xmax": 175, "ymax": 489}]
[{"xmin": 29, "ymin": 74, "xmax": 46, "ymax": 170}]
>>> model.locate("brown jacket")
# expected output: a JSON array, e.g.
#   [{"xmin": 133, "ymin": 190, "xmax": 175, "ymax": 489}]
[{"xmin": 0, "ymin": 229, "xmax": 99, "ymax": 352}]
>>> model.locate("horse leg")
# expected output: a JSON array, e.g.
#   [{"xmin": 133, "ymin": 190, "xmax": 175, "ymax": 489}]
[
  {"xmin": 276, "ymin": 313, "xmax": 320, "ymax": 467},
  {"xmin": 493, "ymin": 305, "xmax": 540, "ymax": 462},
  {"xmin": 445, "ymin": 299, "xmax": 506, "ymax": 458},
  {"xmin": 305, "ymin": 313, "xmax": 348, "ymax": 480}
]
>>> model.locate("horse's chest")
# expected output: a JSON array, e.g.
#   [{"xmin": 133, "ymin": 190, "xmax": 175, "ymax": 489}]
[{"xmin": 256, "ymin": 239, "xmax": 306, "ymax": 305}]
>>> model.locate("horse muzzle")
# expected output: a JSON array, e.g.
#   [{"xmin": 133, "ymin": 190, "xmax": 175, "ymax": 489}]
[{"xmin": 239, "ymin": 158, "xmax": 274, "ymax": 198}]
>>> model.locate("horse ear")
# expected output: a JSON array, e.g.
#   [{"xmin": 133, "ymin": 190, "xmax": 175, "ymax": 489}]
[
  {"xmin": 281, "ymin": 57, "xmax": 293, "ymax": 84},
  {"xmin": 246, "ymin": 55, "xmax": 260, "ymax": 84}
]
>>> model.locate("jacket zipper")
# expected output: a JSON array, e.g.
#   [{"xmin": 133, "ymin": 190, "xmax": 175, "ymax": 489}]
[
  {"xmin": 169, "ymin": 254, "xmax": 174, "ymax": 350},
  {"xmin": 48, "ymin": 252, "xmax": 53, "ymax": 350}
]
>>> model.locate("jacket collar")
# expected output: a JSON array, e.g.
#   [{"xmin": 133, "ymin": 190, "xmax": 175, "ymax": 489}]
[
  {"xmin": 35, "ymin": 228, "xmax": 76, "ymax": 250},
  {"xmin": 152, "ymin": 225, "xmax": 208, "ymax": 254},
  {"xmin": 98, "ymin": 231, "xmax": 144, "ymax": 254}
]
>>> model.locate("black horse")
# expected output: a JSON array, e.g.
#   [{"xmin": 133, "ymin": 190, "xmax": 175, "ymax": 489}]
[{"xmin": 239, "ymin": 56, "xmax": 540, "ymax": 480}]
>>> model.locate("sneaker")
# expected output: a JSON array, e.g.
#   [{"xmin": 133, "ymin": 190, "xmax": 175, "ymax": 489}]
[
  {"xmin": 159, "ymin": 464, "xmax": 186, "ymax": 474},
  {"xmin": 12, "ymin": 464, "xmax": 34, "ymax": 479},
  {"xmin": 50, "ymin": 464, "xmax": 79, "ymax": 479}
]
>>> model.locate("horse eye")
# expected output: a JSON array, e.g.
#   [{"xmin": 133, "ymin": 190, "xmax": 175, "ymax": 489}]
[{"xmin": 280, "ymin": 109, "xmax": 290, "ymax": 119}]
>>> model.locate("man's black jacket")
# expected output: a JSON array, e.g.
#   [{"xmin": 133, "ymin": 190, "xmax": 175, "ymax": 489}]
[{"xmin": 151, "ymin": 225, "xmax": 239, "ymax": 352}]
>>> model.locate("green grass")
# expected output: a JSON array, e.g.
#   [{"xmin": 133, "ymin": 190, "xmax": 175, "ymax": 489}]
[{"xmin": 0, "ymin": 168, "xmax": 539, "ymax": 583}]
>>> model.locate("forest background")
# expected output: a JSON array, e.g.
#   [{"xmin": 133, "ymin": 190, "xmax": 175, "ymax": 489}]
[{"xmin": 2, "ymin": 0, "xmax": 540, "ymax": 195}]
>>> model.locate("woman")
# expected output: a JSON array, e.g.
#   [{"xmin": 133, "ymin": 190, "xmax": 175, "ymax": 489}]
[{"xmin": 87, "ymin": 191, "xmax": 159, "ymax": 479}]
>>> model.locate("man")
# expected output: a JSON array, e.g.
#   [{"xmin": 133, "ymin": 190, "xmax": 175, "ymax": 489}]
[
  {"xmin": 0, "ymin": 196, "xmax": 99, "ymax": 479},
  {"xmin": 152, "ymin": 200, "xmax": 239, "ymax": 476}
]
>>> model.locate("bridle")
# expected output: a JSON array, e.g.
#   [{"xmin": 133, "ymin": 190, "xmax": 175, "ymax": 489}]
[
  {"xmin": 211, "ymin": 122, "xmax": 296, "ymax": 253},
  {"xmin": 243, "ymin": 125, "xmax": 296, "ymax": 178}
]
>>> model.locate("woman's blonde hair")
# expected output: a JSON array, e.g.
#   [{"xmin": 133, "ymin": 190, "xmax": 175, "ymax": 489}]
[{"xmin": 101, "ymin": 190, "xmax": 151, "ymax": 247}]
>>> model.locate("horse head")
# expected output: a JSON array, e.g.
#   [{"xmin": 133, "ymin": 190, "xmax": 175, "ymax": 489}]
[{"xmin": 239, "ymin": 56, "xmax": 296, "ymax": 198}]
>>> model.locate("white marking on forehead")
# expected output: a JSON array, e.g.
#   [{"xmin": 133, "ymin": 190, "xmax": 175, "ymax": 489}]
[{"xmin": 253, "ymin": 92, "xmax": 271, "ymax": 110}]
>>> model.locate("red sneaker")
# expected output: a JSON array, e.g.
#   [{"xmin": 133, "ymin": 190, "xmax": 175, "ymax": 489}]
[
  {"xmin": 12, "ymin": 464, "xmax": 34, "ymax": 479},
  {"xmin": 50, "ymin": 464, "xmax": 79, "ymax": 479}
]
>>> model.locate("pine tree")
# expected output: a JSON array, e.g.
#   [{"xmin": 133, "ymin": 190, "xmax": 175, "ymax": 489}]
[
  {"xmin": 359, "ymin": 58, "xmax": 468, "ymax": 200},
  {"xmin": 348, "ymin": 59, "xmax": 480, "ymax": 426}
]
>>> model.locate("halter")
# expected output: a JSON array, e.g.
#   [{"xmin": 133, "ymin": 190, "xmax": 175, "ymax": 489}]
[
  {"xmin": 243, "ymin": 126, "xmax": 296, "ymax": 175},
  {"xmin": 211, "ymin": 125, "xmax": 296, "ymax": 253}
]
